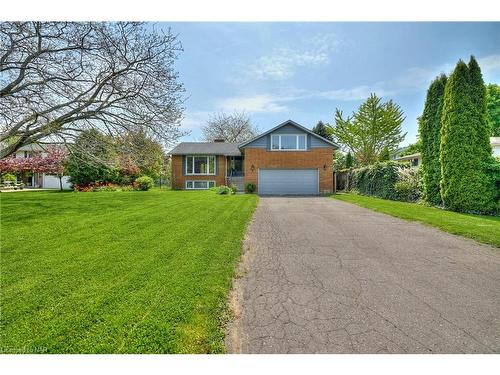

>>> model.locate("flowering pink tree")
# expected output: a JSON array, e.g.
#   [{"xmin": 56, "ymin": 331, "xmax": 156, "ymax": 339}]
[
  {"xmin": 0, "ymin": 146, "xmax": 68, "ymax": 190},
  {"xmin": 39, "ymin": 147, "xmax": 69, "ymax": 190}
]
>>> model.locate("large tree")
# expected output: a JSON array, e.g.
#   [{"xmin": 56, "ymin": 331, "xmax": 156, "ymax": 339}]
[
  {"xmin": 311, "ymin": 121, "xmax": 332, "ymax": 141},
  {"xmin": 440, "ymin": 56, "xmax": 496, "ymax": 213},
  {"xmin": 486, "ymin": 83, "xmax": 500, "ymax": 137},
  {"xmin": 329, "ymin": 94, "xmax": 406, "ymax": 165},
  {"xmin": 65, "ymin": 129, "xmax": 117, "ymax": 186},
  {"xmin": 419, "ymin": 74, "xmax": 447, "ymax": 205},
  {"xmin": 0, "ymin": 22, "xmax": 185, "ymax": 158},
  {"xmin": 201, "ymin": 112, "xmax": 258, "ymax": 142},
  {"xmin": 117, "ymin": 130, "xmax": 165, "ymax": 180}
]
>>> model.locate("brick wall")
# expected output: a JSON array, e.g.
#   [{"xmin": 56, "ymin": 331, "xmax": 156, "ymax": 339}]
[
  {"xmin": 171, "ymin": 155, "xmax": 227, "ymax": 189},
  {"xmin": 243, "ymin": 147, "xmax": 334, "ymax": 194}
]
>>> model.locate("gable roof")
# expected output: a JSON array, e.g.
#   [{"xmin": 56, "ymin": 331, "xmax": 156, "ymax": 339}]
[
  {"xmin": 238, "ymin": 119, "xmax": 340, "ymax": 149},
  {"xmin": 169, "ymin": 142, "xmax": 241, "ymax": 156}
]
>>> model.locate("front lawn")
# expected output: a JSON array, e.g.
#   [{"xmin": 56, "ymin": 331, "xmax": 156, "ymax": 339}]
[
  {"xmin": 332, "ymin": 193, "xmax": 500, "ymax": 248},
  {"xmin": 0, "ymin": 190, "xmax": 258, "ymax": 353}
]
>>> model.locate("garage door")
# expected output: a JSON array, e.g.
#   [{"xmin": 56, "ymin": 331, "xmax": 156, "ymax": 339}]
[
  {"xmin": 258, "ymin": 169, "xmax": 319, "ymax": 195},
  {"xmin": 42, "ymin": 175, "xmax": 71, "ymax": 189}
]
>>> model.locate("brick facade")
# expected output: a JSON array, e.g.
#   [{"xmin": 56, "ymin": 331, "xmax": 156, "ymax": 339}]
[
  {"xmin": 171, "ymin": 154, "xmax": 227, "ymax": 189},
  {"xmin": 243, "ymin": 147, "xmax": 334, "ymax": 194}
]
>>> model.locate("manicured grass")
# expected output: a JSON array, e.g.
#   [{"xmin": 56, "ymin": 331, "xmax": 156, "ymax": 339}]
[
  {"xmin": 332, "ymin": 193, "xmax": 500, "ymax": 248},
  {"xmin": 0, "ymin": 189, "xmax": 258, "ymax": 353}
]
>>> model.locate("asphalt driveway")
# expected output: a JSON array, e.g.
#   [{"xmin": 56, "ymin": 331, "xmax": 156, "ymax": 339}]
[{"xmin": 226, "ymin": 197, "xmax": 500, "ymax": 353}]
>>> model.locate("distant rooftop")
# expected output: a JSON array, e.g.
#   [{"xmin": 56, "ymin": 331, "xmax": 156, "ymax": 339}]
[{"xmin": 169, "ymin": 142, "xmax": 241, "ymax": 156}]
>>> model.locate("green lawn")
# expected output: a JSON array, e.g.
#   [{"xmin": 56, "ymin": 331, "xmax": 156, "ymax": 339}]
[
  {"xmin": 332, "ymin": 193, "xmax": 500, "ymax": 248},
  {"xmin": 0, "ymin": 189, "xmax": 258, "ymax": 353}
]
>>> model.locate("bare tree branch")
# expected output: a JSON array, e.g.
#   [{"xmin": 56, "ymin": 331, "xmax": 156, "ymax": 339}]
[{"xmin": 0, "ymin": 22, "xmax": 187, "ymax": 158}]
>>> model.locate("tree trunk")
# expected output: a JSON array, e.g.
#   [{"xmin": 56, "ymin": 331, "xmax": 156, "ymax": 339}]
[{"xmin": 59, "ymin": 175, "xmax": 63, "ymax": 191}]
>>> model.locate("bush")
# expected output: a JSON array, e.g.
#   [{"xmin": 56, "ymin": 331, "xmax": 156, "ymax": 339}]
[
  {"xmin": 351, "ymin": 161, "xmax": 424, "ymax": 203},
  {"xmin": 92, "ymin": 184, "xmax": 118, "ymax": 192},
  {"xmin": 215, "ymin": 185, "xmax": 233, "ymax": 195},
  {"xmin": 394, "ymin": 168, "xmax": 421, "ymax": 202},
  {"xmin": 134, "ymin": 176, "xmax": 154, "ymax": 191},
  {"xmin": 352, "ymin": 162, "xmax": 400, "ymax": 200},
  {"xmin": 229, "ymin": 184, "xmax": 238, "ymax": 194},
  {"xmin": 2, "ymin": 173, "xmax": 17, "ymax": 183},
  {"xmin": 245, "ymin": 182, "xmax": 256, "ymax": 193}
]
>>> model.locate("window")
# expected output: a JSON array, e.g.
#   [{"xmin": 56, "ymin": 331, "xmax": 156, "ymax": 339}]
[
  {"xmin": 185, "ymin": 180, "xmax": 215, "ymax": 190},
  {"xmin": 270, "ymin": 134, "xmax": 307, "ymax": 151},
  {"xmin": 185, "ymin": 156, "xmax": 216, "ymax": 175}
]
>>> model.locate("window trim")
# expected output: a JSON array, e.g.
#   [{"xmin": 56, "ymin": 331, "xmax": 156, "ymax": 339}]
[
  {"xmin": 270, "ymin": 134, "xmax": 307, "ymax": 151},
  {"xmin": 185, "ymin": 180, "xmax": 216, "ymax": 190},
  {"xmin": 185, "ymin": 155, "xmax": 216, "ymax": 175}
]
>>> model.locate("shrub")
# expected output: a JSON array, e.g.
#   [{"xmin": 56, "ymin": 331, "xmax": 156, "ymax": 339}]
[
  {"xmin": 245, "ymin": 182, "xmax": 256, "ymax": 193},
  {"xmin": 92, "ymin": 184, "xmax": 118, "ymax": 192},
  {"xmin": 215, "ymin": 185, "xmax": 233, "ymax": 195},
  {"xmin": 134, "ymin": 176, "xmax": 154, "ymax": 191},
  {"xmin": 352, "ymin": 162, "xmax": 400, "ymax": 200},
  {"xmin": 394, "ymin": 168, "xmax": 421, "ymax": 202},
  {"xmin": 119, "ymin": 185, "xmax": 135, "ymax": 191},
  {"xmin": 2, "ymin": 173, "xmax": 17, "ymax": 183},
  {"xmin": 229, "ymin": 184, "xmax": 238, "ymax": 194},
  {"xmin": 351, "ymin": 161, "xmax": 424, "ymax": 203}
]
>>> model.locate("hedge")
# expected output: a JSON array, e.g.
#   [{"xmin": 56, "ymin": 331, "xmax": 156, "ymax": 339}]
[{"xmin": 351, "ymin": 161, "xmax": 415, "ymax": 201}]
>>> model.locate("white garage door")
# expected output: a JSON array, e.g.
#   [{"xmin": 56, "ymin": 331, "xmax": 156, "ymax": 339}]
[
  {"xmin": 258, "ymin": 169, "xmax": 319, "ymax": 195},
  {"xmin": 42, "ymin": 175, "xmax": 71, "ymax": 189}
]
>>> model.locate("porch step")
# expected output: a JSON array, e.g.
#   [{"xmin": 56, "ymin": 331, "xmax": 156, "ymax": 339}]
[{"xmin": 228, "ymin": 176, "xmax": 245, "ymax": 192}]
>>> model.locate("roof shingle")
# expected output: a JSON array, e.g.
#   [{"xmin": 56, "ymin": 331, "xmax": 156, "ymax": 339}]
[{"xmin": 169, "ymin": 142, "xmax": 241, "ymax": 156}]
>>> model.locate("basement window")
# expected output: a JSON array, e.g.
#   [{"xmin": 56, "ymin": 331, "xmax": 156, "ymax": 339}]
[{"xmin": 185, "ymin": 180, "xmax": 216, "ymax": 190}]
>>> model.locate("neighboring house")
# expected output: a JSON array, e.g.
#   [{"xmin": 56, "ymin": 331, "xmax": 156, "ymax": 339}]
[
  {"xmin": 393, "ymin": 152, "xmax": 421, "ymax": 169},
  {"xmin": 8, "ymin": 144, "xmax": 71, "ymax": 189},
  {"xmin": 169, "ymin": 120, "xmax": 339, "ymax": 195},
  {"xmin": 491, "ymin": 137, "xmax": 500, "ymax": 157},
  {"xmin": 394, "ymin": 137, "xmax": 500, "ymax": 168}
]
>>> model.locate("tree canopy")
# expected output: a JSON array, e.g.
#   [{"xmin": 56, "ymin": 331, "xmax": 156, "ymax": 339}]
[
  {"xmin": 378, "ymin": 146, "xmax": 390, "ymax": 161},
  {"xmin": 0, "ymin": 22, "xmax": 186, "ymax": 158},
  {"xmin": 201, "ymin": 112, "xmax": 258, "ymax": 143},
  {"xmin": 329, "ymin": 94, "xmax": 406, "ymax": 165}
]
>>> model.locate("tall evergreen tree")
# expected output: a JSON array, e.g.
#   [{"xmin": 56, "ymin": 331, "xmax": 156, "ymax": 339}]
[
  {"xmin": 419, "ymin": 74, "xmax": 447, "ymax": 205},
  {"xmin": 312, "ymin": 121, "xmax": 332, "ymax": 140},
  {"xmin": 440, "ymin": 56, "xmax": 496, "ymax": 213},
  {"xmin": 486, "ymin": 84, "xmax": 500, "ymax": 137},
  {"xmin": 345, "ymin": 152, "xmax": 354, "ymax": 168}
]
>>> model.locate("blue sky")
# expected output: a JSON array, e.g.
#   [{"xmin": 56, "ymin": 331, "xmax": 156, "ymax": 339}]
[{"xmin": 164, "ymin": 22, "xmax": 500, "ymax": 146}]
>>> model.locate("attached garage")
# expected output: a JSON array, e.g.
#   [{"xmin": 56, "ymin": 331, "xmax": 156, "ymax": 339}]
[{"xmin": 258, "ymin": 169, "xmax": 319, "ymax": 195}]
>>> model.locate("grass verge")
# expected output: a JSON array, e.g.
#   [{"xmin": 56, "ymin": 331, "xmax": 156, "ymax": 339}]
[{"xmin": 332, "ymin": 193, "xmax": 500, "ymax": 248}]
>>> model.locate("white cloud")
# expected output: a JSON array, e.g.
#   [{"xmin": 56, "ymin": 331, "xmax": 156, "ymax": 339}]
[
  {"xmin": 314, "ymin": 85, "xmax": 393, "ymax": 101},
  {"xmin": 244, "ymin": 33, "xmax": 343, "ymax": 81},
  {"xmin": 216, "ymin": 94, "xmax": 289, "ymax": 113},
  {"xmin": 478, "ymin": 54, "xmax": 500, "ymax": 81},
  {"xmin": 181, "ymin": 110, "xmax": 213, "ymax": 131}
]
